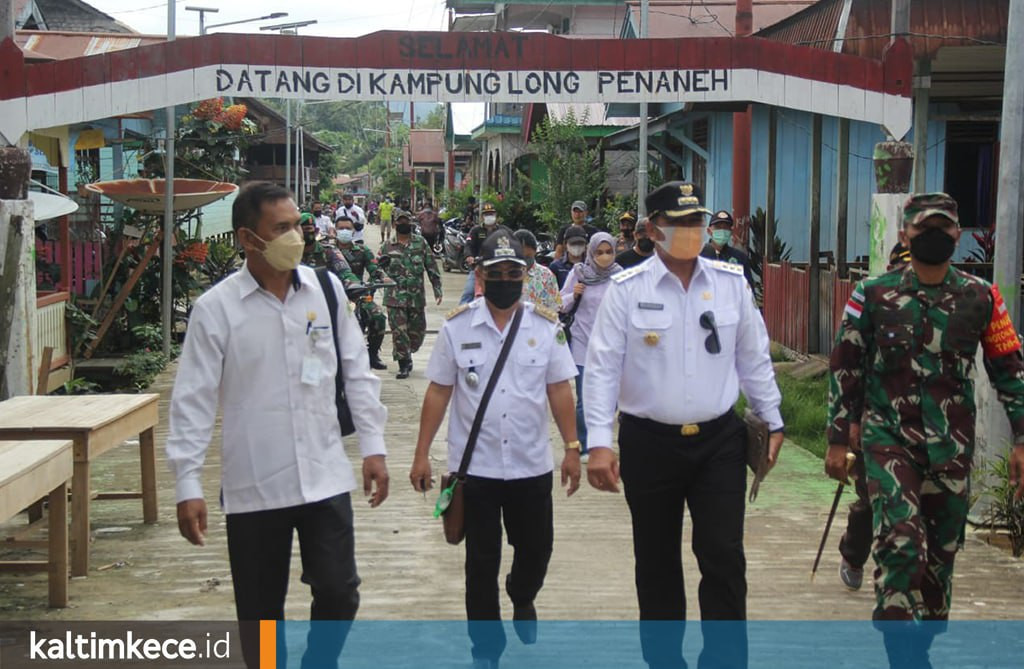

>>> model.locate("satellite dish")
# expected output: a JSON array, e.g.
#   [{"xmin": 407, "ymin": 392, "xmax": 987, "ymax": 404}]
[
  {"xmin": 84, "ymin": 179, "xmax": 239, "ymax": 213},
  {"xmin": 29, "ymin": 190, "xmax": 78, "ymax": 221}
]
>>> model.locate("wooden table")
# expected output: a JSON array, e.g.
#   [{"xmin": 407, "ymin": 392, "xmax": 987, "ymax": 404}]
[
  {"xmin": 0, "ymin": 395, "xmax": 160, "ymax": 577},
  {"xmin": 0, "ymin": 439, "xmax": 73, "ymax": 607}
]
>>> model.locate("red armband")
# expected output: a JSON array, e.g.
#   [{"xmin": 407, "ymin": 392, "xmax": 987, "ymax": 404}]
[{"xmin": 982, "ymin": 285, "xmax": 1022, "ymax": 358}]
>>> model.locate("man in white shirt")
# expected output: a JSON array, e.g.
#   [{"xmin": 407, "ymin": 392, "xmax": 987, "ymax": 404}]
[
  {"xmin": 312, "ymin": 202, "xmax": 334, "ymax": 238},
  {"xmin": 167, "ymin": 181, "xmax": 389, "ymax": 669},
  {"xmin": 410, "ymin": 231, "xmax": 580, "ymax": 669},
  {"xmin": 337, "ymin": 192, "xmax": 367, "ymax": 244},
  {"xmin": 584, "ymin": 182, "xmax": 784, "ymax": 669}
]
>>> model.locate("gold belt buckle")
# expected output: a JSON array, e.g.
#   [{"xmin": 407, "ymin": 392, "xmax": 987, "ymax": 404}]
[{"xmin": 680, "ymin": 423, "xmax": 700, "ymax": 437}]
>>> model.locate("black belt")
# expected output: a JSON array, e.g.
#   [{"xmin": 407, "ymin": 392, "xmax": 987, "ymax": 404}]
[{"xmin": 620, "ymin": 411, "xmax": 734, "ymax": 438}]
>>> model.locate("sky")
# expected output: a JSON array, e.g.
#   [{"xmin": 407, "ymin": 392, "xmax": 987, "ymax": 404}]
[{"xmin": 88, "ymin": 0, "xmax": 485, "ymax": 133}]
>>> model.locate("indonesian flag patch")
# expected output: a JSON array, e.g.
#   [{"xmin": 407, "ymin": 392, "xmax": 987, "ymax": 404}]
[
  {"xmin": 844, "ymin": 288, "xmax": 865, "ymax": 321},
  {"xmin": 982, "ymin": 285, "xmax": 1022, "ymax": 358}
]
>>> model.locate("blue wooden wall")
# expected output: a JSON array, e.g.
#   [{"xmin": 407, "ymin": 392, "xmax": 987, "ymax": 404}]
[{"xmin": 703, "ymin": 106, "xmax": 955, "ymax": 263}]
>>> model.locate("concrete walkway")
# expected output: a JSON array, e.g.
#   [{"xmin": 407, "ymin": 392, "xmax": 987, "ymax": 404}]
[{"xmin": 1, "ymin": 255, "xmax": 1022, "ymax": 622}]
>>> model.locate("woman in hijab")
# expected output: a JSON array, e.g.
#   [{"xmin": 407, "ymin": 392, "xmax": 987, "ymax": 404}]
[{"xmin": 559, "ymin": 232, "xmax": 622, "ymax": 458}]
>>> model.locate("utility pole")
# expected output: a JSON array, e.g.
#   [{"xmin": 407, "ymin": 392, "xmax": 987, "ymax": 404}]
[
  {"xmin": 731, "ymin": 0, "xmax": 753, "ymax": 223},
  {"xmin": 636, "ymin": 0, "xmax": 649, "ymax": 214},
  {"xmin": 994, "ymin": 0, "xmax": 1024, "ymax": 329},
  {"xmin": 162, "ymin": 0, "xmax": 176, "ymax": 357}
]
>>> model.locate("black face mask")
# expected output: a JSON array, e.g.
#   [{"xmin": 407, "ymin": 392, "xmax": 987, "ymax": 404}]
[
  {"xmin": 622, "ymin": 229, "xmax": 635, "ymax": 240},
  {"xmin": 909, "ymin": 227, "xmax": 956, "ymax": 265},
  {"xmin": 396, "ymin": 223, "xmax": 412, "ymax": 235},
  {"xmin": 636, "ymin": 238, "xmax": 655, "ymax": 253},
  {"xmin": 484, "ymin": 279, "xmax": 522, "ymax": 309},
  {"xmin": 303, "ymin": 230, "xmax": 316, "ymax": 245}
]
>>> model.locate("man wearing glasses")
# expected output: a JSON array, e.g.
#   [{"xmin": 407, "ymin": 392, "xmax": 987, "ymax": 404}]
[
  {"xmin": 411, "ymin": 231, "xmax": 580, "ymax": 669},
  {"xmin": 583, "ymin": 181, "xmax": 784, "ymax": 669}
]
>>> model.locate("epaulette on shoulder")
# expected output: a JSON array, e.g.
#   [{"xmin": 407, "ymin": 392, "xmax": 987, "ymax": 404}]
[
  {"xmin": 533, "ymin": 304, "xmax": 559, "ymax": 323},
  {"xmin": 445, "ymin": 304, "xmax": 471, "ymax": 321},
  {"xmin": 611, "ymin": 263, "xmax": 649, "ymax": 283},
  {"xmin": 707, "ymin": 259, "xmax": 745, "ymax": 276}
]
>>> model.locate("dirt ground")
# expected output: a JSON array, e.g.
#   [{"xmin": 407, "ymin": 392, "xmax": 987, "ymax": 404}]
[{"xmin": 2, "ymin": 236, "xmax": 1022, "ymax": 623}]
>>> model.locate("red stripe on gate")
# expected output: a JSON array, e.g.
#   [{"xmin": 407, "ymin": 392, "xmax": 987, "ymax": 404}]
[{"xmin": 1, "ymin": 33, "xmax": 912, "ymax": 101}]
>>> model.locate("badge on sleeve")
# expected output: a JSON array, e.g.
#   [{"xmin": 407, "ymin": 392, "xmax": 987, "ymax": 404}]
[{"xmin": 982, "ymin": 285, "xmax": 1023, "ymax": 357}]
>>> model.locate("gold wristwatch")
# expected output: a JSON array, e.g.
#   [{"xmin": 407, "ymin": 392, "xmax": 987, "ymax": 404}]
[{"xmin": 564, "ymin": 440, "xmax": 582, "ymax": 451}]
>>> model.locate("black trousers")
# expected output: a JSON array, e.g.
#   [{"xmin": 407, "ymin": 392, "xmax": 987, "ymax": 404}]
[
  {"xmin": 463, "ymin": 472, "xmax": 554, "ymax": 660},
  {"xmin": 619, "ymin": 413, "xmax": 748, "ymax": 669},
  {"xmin": 227, "ymin": 493, "xmax": 360, "ymax": 669},
  {"xmin": 839, "ymin": 450, "xmax": 873, "ymax": 570}
]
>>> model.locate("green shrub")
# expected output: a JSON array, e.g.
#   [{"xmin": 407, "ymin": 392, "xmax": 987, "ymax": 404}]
[{"xmin": 979, "ymin": 451, "xmax": 1024, "ymax": 557}]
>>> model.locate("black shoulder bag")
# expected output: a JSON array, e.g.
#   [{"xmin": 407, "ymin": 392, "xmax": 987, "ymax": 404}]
[
  {"xmin": 436, "ymin": 305, "xmax": 524, "ymax": 545},
  {"xmin": 316, "ymin": 268, "xmax": 357, "ymax": 437}
]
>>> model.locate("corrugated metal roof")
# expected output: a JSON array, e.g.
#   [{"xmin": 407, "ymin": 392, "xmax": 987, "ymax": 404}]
[
  {"xmin": 758, "ymin": 0, "xmax": 1008, "ymax": 61},
  {"xmin": 16, "ymin": 30, "xmax": 164, "ymax": 60},
  {"xmin": 546, "ymin": 103, "xmax": 638, "ymax": 127}
]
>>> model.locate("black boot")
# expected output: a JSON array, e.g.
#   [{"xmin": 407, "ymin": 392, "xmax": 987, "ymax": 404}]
[
  {"xmin": 396, "ymin": 358, "xmax": 412, "ymax": 379},
  {"xmin": 368, "ymin": 336, "xmax": 387, "ymax": 370}
]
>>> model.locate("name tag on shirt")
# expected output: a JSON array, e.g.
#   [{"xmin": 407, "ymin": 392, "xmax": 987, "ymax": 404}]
[
  {"xmin": 301, "ymin": 355, "xmax": 324, "ymax": 386},
  {"xmin": 638, "ymin": 302, "xmax": 664, "ymax": 311},
  {"xmin": 461, "ymin": 342, "xmax": 483, "ymax": 350}
]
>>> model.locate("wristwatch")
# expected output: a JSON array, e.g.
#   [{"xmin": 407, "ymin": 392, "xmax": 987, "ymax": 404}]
[{"xmin": 564, "ymin": 440, "xmax": 582, "ymax": 451}]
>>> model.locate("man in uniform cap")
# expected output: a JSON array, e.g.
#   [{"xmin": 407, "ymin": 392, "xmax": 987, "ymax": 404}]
[
  {"xmin": 700, "ymin": 210, "xmax": 754, "ymax": 288},
  {"xmin": 615, "ymin": 211, "xmax": 638, "ymax": 254},
  {"xmin": 584, "ymin": 181, "xmax": 784, "ymax": 669},
  {"xmin": 412, "ymin": 230, "xmax": 580, "ymax": 669},
  {"xmin": 828, "ymin": 192, "xmax": 1024, "ymax": 668}
]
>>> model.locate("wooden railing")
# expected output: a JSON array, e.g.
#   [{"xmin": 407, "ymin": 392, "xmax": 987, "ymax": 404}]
[{"xmin": 34, "ymin": 292, "xmax": 70, "ymax": 371}]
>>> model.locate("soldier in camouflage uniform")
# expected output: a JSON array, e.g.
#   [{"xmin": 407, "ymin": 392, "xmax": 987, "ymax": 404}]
[
  {"xmin": 378, "ymin": 210, "xmax": 443, "ymax": 379},
  {"xmin": 828, "ymin": 193, "xmax": 1024, "ymax": 666},
  {"xmin": 300, "ymin": 213, "xmax": 358, "ymax": 285},
  {"xmin": 335, "ymin": 214, "xmax": 390, "ymax": 370}
]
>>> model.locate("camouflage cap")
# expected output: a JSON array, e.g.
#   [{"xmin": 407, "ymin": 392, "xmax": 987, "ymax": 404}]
[
  {"xmin": 903, "ymin": 192, "xmax": 959, "ymax": 227},
  {"xmin": 299, "ymin": 212, "xmax": 315, "ymax": 227}
]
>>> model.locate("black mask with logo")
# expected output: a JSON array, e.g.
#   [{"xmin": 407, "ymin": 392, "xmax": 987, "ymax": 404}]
[
  {"xmin": 484, "ymin": 280, "xmax": 523, "ymax": 309},
  {"xmin": 909, "ymin": 227, "xmax": 956, "ymax": 265},
  {"xmin": 396, "ymin": 223, "xmax": 412, "ymax": 235}
]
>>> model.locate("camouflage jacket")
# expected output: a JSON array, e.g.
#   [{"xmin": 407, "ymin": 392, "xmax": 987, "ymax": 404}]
[
  {"xmin": 828, "ymin": 266, "xmax": 1024, "ymax": 467},
  {"xmin": 302, "ymin": 242, "xmax": 358, "ymax": 285},
  {"xmin": 340, "ymin": 243, "xmax": 386, "ymax": 283},
  {"xmin": 378, "ymin": 234, "xmax": 443, "ymax": 308}
]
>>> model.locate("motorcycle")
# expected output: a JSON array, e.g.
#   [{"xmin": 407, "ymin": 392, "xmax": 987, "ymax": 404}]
[
  {"xmin": 441, "ymin": 217, "xmax": 472, "ymax": 273},
  {"xmin": 535, "ymin": 232, "xmax": 555, "ymax": 267}
]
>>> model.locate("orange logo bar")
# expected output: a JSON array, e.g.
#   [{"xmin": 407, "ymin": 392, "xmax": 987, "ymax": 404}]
[{"xmin": 259, "ymin": 620, "xmax": 276, "ymax": 669}]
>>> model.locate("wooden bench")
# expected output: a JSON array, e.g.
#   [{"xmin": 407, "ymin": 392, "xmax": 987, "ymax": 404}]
[
  {"xmin": 0, "ymin": 440, "xmax": 72, "ymax": 607},
  {"xmin": 0, "ymin": 394, "xmax": 159, "ymax": 577}
]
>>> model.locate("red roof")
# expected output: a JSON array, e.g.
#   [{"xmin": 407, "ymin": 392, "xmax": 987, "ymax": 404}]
[
  {"xmin": 404, "ymin": 129, "xmax": 446, "ymax": 170},
  {"xmin": 757, "ymin": 0, "xmax": 1008, "ymax": 61}
]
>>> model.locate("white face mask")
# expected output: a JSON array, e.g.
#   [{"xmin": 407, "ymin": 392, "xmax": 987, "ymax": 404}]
[
  {"xmin": 483, "ymin": 215, "xmax": 497, "ymax": 226},
  {"xmin": 337, "ymin": 229, "xmax": 354, "ymax": 244},
  {"xmin": 567, "ymin": 243, "xmax": 586, "ymax": 258},
  {"xmin": 251, "ymin": 229, "xmax": 304, "ymax": 271}
]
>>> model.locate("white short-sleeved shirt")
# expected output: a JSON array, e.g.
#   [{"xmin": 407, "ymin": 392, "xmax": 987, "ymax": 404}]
[
  {"xmin": 426, "ymin": 299, "xmax": 578, "ymax": 480},
  {"xmin": 583, "ymin": 254, "xmax": 783, "ymax": 450}
]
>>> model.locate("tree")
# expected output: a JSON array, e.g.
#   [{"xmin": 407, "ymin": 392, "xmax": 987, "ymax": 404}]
[
  {"xmin": 419, "ymin": 105, "xmax": 446, "ymax": 130},
  {"xmin": 530, "ymin": 110, "xmax": 607, "ymax": 230}
]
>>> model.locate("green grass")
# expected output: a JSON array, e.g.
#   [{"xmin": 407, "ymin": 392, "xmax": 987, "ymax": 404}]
[{"xmin": 737, "ymin": 370, "xmax": 829, "ymax": 459}]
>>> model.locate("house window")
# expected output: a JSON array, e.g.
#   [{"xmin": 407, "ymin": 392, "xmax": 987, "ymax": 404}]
[{"xmin": 943, "ymin": 121, "xmax": 998, "ymax": 230}]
